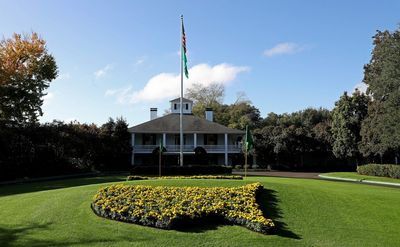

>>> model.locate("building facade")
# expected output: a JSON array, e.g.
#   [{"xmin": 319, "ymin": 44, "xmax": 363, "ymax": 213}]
[{"xmin": 128, "ymin": 98, "xmax": 244, "ymax": 166}]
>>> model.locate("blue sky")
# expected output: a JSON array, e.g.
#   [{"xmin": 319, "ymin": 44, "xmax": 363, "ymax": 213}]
[{"xmin": 0, "ymin": 0, "xmax": 399, "ymax": 126}]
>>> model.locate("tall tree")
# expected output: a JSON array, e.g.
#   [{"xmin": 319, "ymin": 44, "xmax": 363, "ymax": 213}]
[
  {"xmin": 331, "ymin": 90, "xmax": 369, "ymax": 163},
  {"xmin": 186, "ymin": 83, "xmax": 224, "ymax": 117},
  {"xmin": 0, "ymin": 32, "xmax": 57, "ymax": 124},
  {"xmin": 361, "ymin": 28, "xmax": 400, "ymax": 157},
  {"xmin": 223, "ymin": 102, "xmax": 262, "ymax": 130}
]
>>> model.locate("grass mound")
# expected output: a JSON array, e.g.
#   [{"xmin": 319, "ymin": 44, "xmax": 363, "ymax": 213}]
[{"xmin": 91, "ymin": 182, "xmax": 274, "ymax": 234}]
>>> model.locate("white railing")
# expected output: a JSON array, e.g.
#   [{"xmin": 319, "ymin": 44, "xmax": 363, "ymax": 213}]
[
  {"xmin": 165, "ymin": 145, "xmax": 195, "ymax": 152},
  {"xmin": 134, "ymin": 144, "xmax": 242, "ymax": 153}
]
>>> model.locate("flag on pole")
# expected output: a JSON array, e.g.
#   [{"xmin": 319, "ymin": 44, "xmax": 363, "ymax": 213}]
[
  {"xmin": 245, "ymin": 125, "xmax": 253, "ymax": 151},
  {"xmin": 182, "ymin": 19, "xmax": 189, "ymax": 78}
]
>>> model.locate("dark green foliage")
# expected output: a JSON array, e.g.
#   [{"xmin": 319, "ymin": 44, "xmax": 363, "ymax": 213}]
[
  {"xmin": 223, "ymin": 102, "xmax": 262, "ymax": 130},
  {"xmin": 193, "ymin": 146, "xmax": 208, "ymax": 165},
  {"xmin": 98, "ymin": 117, "xmax": 132, "ymax": 171},
  {"xmin": 0, "ymin": 118, "xmax": 132, "ymax": 181},
  {"xmin": 357, "ymin": 164, "xmax": 400, "ymax": 179},
  {"xmin": 331, "ymin": 91, "xmax": 369, "ymax": 162},
  {"xmin": 360, "ymin": 28, "xmax": 400, "ymax": 158},
  {"xmin": 254, "ymin": 108, "xmax": 339, "ymax": 170}
]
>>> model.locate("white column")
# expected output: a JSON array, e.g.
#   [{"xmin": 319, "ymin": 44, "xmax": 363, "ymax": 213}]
[
  {"xmin": 131, "ymin": 133, "xmax": 135, "ymax": 165},
  {"xmin": 194, "ymin": 133, "xmax": 197, "ymax": 148},
  {"xmin": 224, "ymin": 133, "xmax": 228, "ymax": 166},
  {"xmin": 163, "ymin": 133, "xmax": 166, "ymax": 146}
]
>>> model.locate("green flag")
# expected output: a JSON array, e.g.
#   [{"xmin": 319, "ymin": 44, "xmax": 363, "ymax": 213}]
[
  {"xmin": 245, "ymin": 125, "xmax": 253, "ymax": 151},
  {"xmin": 182, "ymin": 19, "xmax": 189, "ymax": 78}
]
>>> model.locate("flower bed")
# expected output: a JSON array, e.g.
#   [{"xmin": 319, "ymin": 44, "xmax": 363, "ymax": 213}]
[
  {"xmin": 126, "ymin": 175, "xmax": 243, "ymax": 181},
  {"xmin": 91, "ymin": 183, "xmax": 274, "ymax": 234}
]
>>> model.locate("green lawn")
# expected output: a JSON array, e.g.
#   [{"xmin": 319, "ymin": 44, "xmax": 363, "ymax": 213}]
[
  {"xmin": 323, "ymin": 172, "xmax": 400, "ymax": 184},
  {"xmin": 1, "ymin": 176, "xmax": 399, "ymax": 247}
]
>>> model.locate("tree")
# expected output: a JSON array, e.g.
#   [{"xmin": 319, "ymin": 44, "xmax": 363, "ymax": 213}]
[
  {"xmin": 361, "ymin": 28, "xmax": 400, "ymax": 158},
  {"xmin": 359, "ymin": 101, "xmax": 387, "ymax": 158},
  {"xmin": 186, "ymin": 83, "xmax": 224, "ymax": 118},
  {"xmin": 331, "ymin": 90, "xmax": 369, "ymax": 163},
  {"xmin": 255, "ymin": 108, "xmax": 333, "ymax": 169},
  {"xmin": 0, "ymin": 32, "xmax": 57, "ymax": 124},
  {"xmin": 223, "ymin": 102, "xmax": 262, "ymax": 130}
]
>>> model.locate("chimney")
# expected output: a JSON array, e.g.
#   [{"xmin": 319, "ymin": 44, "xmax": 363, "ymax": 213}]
[
  {"xmin": 205, "ymin": 108, "xmax": 213, "ymax": 121},
  {"xmin": 150, "ymin": 108, "xmax": 157, "ymax": 120}
]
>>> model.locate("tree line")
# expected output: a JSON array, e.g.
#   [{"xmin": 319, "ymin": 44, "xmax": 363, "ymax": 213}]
[
  {"xmin": 0, "ymin": 118, "xmax": 131, "ymax": 181},
  {"xmin": 1, "ymin": 26, "xmax": 399, "ymax": 178}
]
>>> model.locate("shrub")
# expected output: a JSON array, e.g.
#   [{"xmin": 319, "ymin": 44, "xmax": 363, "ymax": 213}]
[
  {"xmin": 244, "ymin": 164, "xmax": 251, "ymax": 169},
  {"xmin": 130, "ymin": 165, "xmax": 232, "ymax": 176},
  {"xmin": 357, "ymin": 164, "xmax": 400, "ymax": 179},
  {"xmin": 126, "ymin": 176, "xmax": 149, "ymax": 180},
  {"xmin": 234, "ymin": 165, "xmax": 242, "ymax": 169},
  {"xmin": 91, "ymin": 183, "xmax": 274, "ymax": 234}
]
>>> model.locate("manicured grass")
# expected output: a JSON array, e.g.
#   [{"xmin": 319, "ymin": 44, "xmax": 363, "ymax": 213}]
[
  {"xmin": 323, "ymin": 172, "xmax": 400, "ymax": 184},
  {"xmin": 0, "ymin": 175, "xmax": 400, "ymax": 246}
]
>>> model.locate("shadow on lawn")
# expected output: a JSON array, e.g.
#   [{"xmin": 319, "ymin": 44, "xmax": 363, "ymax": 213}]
[
  {"xmin": 174, "ymin": 188, "xmax": 301, "ymax": 238},
  {"xmin": 173, "ymin": 216, "xmax": 229, "ymax": 233},
  {"xmin": 0, "ymin": 175, "xmax": 127, "ymax": 197},
  {"xmin": 0, "ymin": 222, "xmax": 150, "ymax": 246},
  {"xmin": 258, "ymin": 188, "xmax": 301, "ymax": 239}
]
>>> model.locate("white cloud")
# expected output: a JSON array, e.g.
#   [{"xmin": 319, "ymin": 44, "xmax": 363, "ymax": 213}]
[
  {"xmin": 263, "ymin": 42, "xmax": 304, "ymax": 57},
  {"xmin": 353, "ymin": 82, "xmax": 368, "ymax": 94},
  {"xmin": 105, "ymin": 63, "xmax": 249, "ymax": 104},
  {"xmin": 105, "ymin": 86, "xmax": 134, "ymax": 104},
  {"xmin": 135, "ymin": 59, "xmax": 145, "ymax": 66},
  {"xmin": 134, "ymin": 56, "xmax": 147, "ymax": 66},
  {"xmin": 94, "ymin": 64, "xmax": 113, "ymax": 79},
  {"xmin": 42, "ymin": 92, "xmax": 54, "ymax": 107}
]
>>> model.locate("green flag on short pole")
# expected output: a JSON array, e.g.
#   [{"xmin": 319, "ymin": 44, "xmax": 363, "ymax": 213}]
[
  {"xmin": 244, "ymin": 125, "xmax": 253, "ymax": 178},
  {"xmin": 245, "ymin": 125, "xmax": 253, "ymax": 151}
]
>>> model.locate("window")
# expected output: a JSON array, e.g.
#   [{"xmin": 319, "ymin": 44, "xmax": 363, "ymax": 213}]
[
  {"xmin": 174, "ymin": 104, "xmax": 177, "ymax": 110},
  {"xmin": 142, "ymin": 134, "xmax": 156, "ymax": 145},
  {"xmin": 174, "ymin": 134, "xmax": 186, "ymax": 145},
  {"xmin": 185, "ymin": 104, "xmax": 189, "ymax": 110},
  {"xmin": 204, "ymin": 134, "xmax": 218, "ymax": 145}
]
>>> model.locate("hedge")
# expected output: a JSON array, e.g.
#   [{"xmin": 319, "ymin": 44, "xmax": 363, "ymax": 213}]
[
  {"xmin": 357, "ymin": 164, "xmax": 400, "ymax": 179},
  {"xmin": 130, "ymin": 165, "xmax": 232, "ymax": 176},
  {"xmin": 91, "ymin": 183, "xmax": 274, "ymax": 234}
]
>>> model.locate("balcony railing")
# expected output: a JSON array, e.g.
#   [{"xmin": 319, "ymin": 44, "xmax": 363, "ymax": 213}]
[{"xmin": 133, "ymin": 144, "xmax": 242, "ymax": 153}]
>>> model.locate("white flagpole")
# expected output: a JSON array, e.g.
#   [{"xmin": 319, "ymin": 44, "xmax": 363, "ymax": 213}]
[{"xmin": 179, "ymin": 15, "xmax": 184, "ymax": 167}]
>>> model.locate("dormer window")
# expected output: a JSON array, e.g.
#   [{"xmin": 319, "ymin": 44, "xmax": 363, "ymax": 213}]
[{"xmin": 170, "ymin": 97, "xmax": 193, "ymax": 114}]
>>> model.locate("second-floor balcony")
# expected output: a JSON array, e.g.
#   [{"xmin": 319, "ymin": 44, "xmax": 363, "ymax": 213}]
[{"xmin": 133, "ymin": 144, "xmax": 242, "ymax": 154}]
